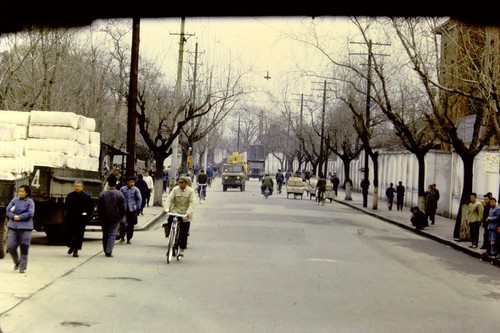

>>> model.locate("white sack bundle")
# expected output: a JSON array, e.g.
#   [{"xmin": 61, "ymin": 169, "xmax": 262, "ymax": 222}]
[
  {"xmin": 66, "ymin": 156, "xmax": 98, "ymax": 171},
  {"xmin": 30, "ymin": 110, "xmax": 79, "ymax": 129},
  {"xmin": 28, "ymin": 125, "xmax": 77, "ymax": 141},
  {"xmin": 16, "ymin": 125, "xmax": 28, "ymax": 139},
  {"xmin": 75, "ymin": 142, "xmax": 90, "ymax": 157},
  {"xmin": 0, "ymin": 124, "xmax": 19, "ymax": 141},
  {"xmin": 0, "ymin": 172, "xmax": 16, "ymax": 180},
  {"xmin": 0, "ymin": 157, "xmax": 23, "ymax": 173},
  {"xmin": 0, "ymin": 140, "xmax": 25, "ymax": 157},
  {"xmin": 89, "ymin": 131, "xmax": 100, "ymax": 144},
  {"xmin": 89, "ymin": 143, "xmax": 100, "ymax": 158},
  {"xmin": 77, "ymin": 116, "xmax": 96, "ymax": 132},
  {"xmin": 0, "ymin": 110, "xmax": 30, "ymax": 126},
  {"xmin": 26, "ymin": 138, "xmax": 79, "ymax": 155},
  {"xmin": 25, "ymin": 150, "xmax": 66, "ymax": 168},
  {"xmin": 76, "ymin": 129, "xmax": 90, "ymax": 145}
]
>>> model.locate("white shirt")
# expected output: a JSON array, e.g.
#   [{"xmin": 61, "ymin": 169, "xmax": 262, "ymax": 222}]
[{"xmin": 144, "ymin": 175, "xmax": 154, "ymax": 190}]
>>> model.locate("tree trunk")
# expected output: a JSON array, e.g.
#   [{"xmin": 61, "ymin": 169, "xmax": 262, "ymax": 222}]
[
  {"xmin": 453, "ymin": 155, "xmax": 475, "ymax": 239},
  {"xmin": 416, "ymin": 153, "xmax": 427, "ymax": 211},
  {"xmin": 371, "ymin": 152, "xmax": 379, "ymax": 210},
  {"xmin": 345, "ymin": 179, "xmax": 353, "ymax": 201}
]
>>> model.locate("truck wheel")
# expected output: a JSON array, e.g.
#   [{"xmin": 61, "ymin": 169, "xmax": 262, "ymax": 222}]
[
  {"xmin": 0, "ymin": 214, "xmax": 7, "ymax": 259},
  {"xmin": 223, "ymin": 185, "xmax": 227, "ymax": 192}
]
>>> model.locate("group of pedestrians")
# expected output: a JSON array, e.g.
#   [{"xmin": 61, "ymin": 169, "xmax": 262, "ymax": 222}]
[{"xmin": 385, "ymin": 181, "xmax": 407, "ymax": 211}]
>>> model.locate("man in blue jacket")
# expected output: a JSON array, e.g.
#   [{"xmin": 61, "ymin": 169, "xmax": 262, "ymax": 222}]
[{"xmin": 118, "ymin": 176, "xmax": 142, "ymax": 244}]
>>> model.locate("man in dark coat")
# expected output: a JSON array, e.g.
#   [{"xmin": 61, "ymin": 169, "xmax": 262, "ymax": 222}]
[
  {"xmin": 65, "ymin": 180, "xmax": 93, "ymax": 257},
  {"xmin": 135, "ymin": 174, "xmax": 150, "ymax": 215},
  {"xmin": 98, "ymin": 174, "xmax": 126, "ymax": 257}
]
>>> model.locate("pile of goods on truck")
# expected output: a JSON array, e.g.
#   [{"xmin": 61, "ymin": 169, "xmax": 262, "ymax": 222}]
[{"xmin": 0, "ymin": 110, "xmax": 100, "ymax": 180}]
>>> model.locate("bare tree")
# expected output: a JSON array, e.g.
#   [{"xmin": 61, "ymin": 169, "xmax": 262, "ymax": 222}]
[{"xmin": 391, "ymin": 17, "xmax": 498, "ymax": 238}]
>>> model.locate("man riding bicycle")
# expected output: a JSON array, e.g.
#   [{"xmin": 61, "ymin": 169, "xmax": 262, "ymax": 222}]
[
  {"xmin": 196, "ymin": 169, "xmax": 208, "ymax": 199},
  {"xmin": 162, "ymin": 176, "xmax": 196, "ymax": 258},
  {"xmin": 316, "ymin": 173, "xmax": 327, "ymax": 204},
  {"xmin": 261, "ymin": 173, "xmax": 274, "ymax": 196}
]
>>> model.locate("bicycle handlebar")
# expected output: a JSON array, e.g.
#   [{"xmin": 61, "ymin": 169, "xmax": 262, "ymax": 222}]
[
  {"xmin": 197, "ymin": 183, "xmax": 208, "ymax": 186},
  {"xmin": 166, "ymin": 212, "xmax": 188, "ymax": 218}
]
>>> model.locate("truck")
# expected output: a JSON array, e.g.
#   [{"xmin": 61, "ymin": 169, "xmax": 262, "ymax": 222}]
[
  {"xmin": 221, "ymin": 151, "xmax": 247, "ymax": 192},
  {"xmin": 0, "ymin": 110, "xmax": 103, "ymax": 253},
  {"xmin": 246, "ymin": 143, "xmax": 267, "ymax": 181}
]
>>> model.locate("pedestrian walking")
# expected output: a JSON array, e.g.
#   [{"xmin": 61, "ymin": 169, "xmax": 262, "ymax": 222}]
[
  {"xmin": 485, "ymin": 197, "xmax": 500, "ymax": 258},
  {"xmin": 64, "ymin": 180, "xmax": 93, "ymax": 257},
  {"xmin": 385, "ymin": 183, "xmax": 396, "ymax": 210},
  {"xmin": 143, "ymin": 171, "xmax": 154, "ymax": 206},
  {"xmin": 396, "ymin": 181, "xmax": 405, "ymax": 211},
  {"xmin": 425, "ymin": 185, "xmax": 438, "ymax": 224},
  {"xmin": 118, "ymin": 176, "xmax": 142, "ymax": 244},
  {"xmin": 135, "ymin": 174, "xmax": 149, "ymax": 215},
  {"xmin": 331, "ymin": 173, "xmax": 340, "ymax": 197},
  {"xmin": 98, "ymin": 175, "xmax": 125, "ymax": 257},
  {"xmin": 481, "ymin": 193, "xmax": 492, "ymax": 251},
  {"xmin": 464, "ymin": 192, "xmax": 484, "ymax": 248},
  {"xmin": 6, "ymin": 185, "xmax": 35, "ymax": 274}
]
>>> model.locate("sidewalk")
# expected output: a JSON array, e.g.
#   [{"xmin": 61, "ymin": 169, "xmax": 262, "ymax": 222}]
[{"xmin": 332, "ymin": 189, "xmax": 500, "ymax": 267}]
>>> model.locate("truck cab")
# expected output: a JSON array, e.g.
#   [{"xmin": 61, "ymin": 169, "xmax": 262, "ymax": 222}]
[{"xmin": 221, "ymin": 163, "xmax": 246, "ymax": 192}]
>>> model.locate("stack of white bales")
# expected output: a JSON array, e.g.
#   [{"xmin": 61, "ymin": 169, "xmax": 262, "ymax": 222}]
[
  {"xmin": 0, "ymin": 110, "xmax": 100, "ymax": 181},
  {"xmin": 0, "ymin": 111, "xmax": 31, "ymax": 180}
]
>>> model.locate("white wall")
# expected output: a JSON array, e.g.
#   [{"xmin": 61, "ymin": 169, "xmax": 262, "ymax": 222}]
[{"xmin": 285, "ymin": 148, "xmax": 499, "ymax": 218}]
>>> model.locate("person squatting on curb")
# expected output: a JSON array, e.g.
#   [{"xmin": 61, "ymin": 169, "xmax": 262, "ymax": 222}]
[{"xmin": 6, "ymin": 184, "xmax": 35, "ymax": 274}]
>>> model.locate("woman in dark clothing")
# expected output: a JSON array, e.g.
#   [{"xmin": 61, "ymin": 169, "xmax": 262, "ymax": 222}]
[{"xmin": 65, "ymin": 180, "xmax": 93, "ymax": 257}]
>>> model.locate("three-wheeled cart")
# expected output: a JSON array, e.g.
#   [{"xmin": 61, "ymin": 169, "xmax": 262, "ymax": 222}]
[
  {"xmin": 307, "ymin": 178, "xmax": 318, "ymax": 200},
  {"xmin": 324, "ymin": 183, "xmax": 335, "ymax": 202},
  {"xmin": 286, "ymin": 176, "xmax": 305, "ymax": 199}
]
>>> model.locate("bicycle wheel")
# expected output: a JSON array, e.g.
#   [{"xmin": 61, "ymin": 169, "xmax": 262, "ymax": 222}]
[{"xmin": 166, "ymin": 221, "xmax": 176, "ymax": 263}]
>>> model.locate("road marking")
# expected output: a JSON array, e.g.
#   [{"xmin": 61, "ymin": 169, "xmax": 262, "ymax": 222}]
[{"xmin": 308, "ymin": 258, "xmax": 341, "ymax": 263}]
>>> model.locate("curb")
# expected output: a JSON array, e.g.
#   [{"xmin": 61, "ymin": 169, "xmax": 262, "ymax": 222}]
[
  {"xmin": 136, "ymin": 211, "xmax": 166, "ymax": 231},
  {"xmin": 334, "ymin": 198, "xmax": 500, "ymax": 268}
]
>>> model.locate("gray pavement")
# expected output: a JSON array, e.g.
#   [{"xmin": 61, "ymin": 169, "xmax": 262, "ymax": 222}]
[
  {"xmin": 331, "ymin": 188, "xmax": 500, "ymax": 267},
  {"xmin": 136, "ymin": 188, "xmax": 500, "ymax": 268}
]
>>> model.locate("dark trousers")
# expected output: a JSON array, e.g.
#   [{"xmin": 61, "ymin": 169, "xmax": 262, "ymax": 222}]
[
  {"xmin": 119, "ymin": 211, "xmax": 138, "ymax": 241},
  {"xmin": 426, "ymin": 208, "xmax": 436, "ymax": 224},
  {"xmin": 482, "ymin": 223, "xmax": 490, "ymax": 250},
  {"xmin": 166, "ymin": 215, "xmax": 191, "ymax": 250},
  {"xmin": 101, "ymin": 222, "xmax": 119, "ymax": 255},
  {"xmin": 469, "ymin": 221, "xmax": 481, "ymax": 246},
  {"xmin": 67, "ymin": 222, "xmax": 86, "ymax": 251},
  {"xmin": 396, "ymin": 198, "xmax": 404, "ymax": 211}
]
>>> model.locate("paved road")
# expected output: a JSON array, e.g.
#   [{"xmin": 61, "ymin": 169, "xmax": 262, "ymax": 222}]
[{"xmin": 330, "ymin": 188, "xmax": 500, "ymax": 267}]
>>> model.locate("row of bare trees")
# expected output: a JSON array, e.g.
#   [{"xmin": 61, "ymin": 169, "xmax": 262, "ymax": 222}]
[{"xmin": 258, "ymin": 17, "xmax": 499, "ymax": 237}]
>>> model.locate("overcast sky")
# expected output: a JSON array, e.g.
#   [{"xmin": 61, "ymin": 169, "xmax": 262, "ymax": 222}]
[{"xmin": 134, "ymin": 16, "xmax": 355, "ymax": 110}]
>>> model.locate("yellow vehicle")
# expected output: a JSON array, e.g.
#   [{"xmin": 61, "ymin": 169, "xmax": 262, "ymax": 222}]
[{"xmin": 221, "ymin": 152, "xmax": 248, "ymax": 192}]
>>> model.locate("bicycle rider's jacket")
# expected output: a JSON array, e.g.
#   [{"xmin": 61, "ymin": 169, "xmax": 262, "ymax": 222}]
[{"xmin": 163, "ymin": 185, "xmax": 196, "ymax": 221}]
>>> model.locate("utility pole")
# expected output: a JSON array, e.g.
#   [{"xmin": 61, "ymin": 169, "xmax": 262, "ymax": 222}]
[
  {"xmin": 169, "ymin": 17, "xmax": 194, "ymax": 181},
  {"xmin": 126, "ymin": 17, "xmax": 140, "ymax": 178},
  {"xmin": 312, "ymin": 81, "xmax": 333, "ymax": 177},
  {"xmin": 350, "ymin": 39, "xmax": 390, "ymax": 209},
  {"xmin": 291, "ymin": 93, "xmax": 311, "ymax": 172}
]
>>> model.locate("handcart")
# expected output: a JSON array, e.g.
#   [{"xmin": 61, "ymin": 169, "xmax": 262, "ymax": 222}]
[{"xmin": 286, "ymin": 176, "xmax": 305, "ymax": 199}]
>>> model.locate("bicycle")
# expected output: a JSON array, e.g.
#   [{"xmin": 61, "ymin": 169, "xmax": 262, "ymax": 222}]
[
  {"xmin": 163, "ymin": 212, "xmax": 187, "ymax": 263},
  {"xmin": 317, "ymin": 189, "xmax": 326, "ymax": 205},
  {"xmin": 197, "ymin": 183, "xmax": 207, "ymax": 203}
]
